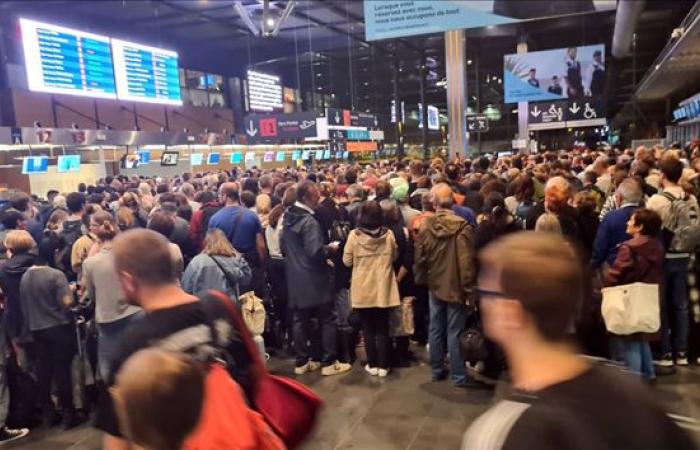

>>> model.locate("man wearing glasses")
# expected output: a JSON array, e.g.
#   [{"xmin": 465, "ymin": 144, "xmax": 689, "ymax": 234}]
[{"xmin": 462, "ymin": 232, "xmax": 695, "ymax": 450}]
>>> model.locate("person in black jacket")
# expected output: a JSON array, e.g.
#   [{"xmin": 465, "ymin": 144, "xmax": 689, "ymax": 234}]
[
  {"xmin": 380, "ymin": 199, "xmax": 415, "ymax": 367},
  {"xmin": 281, "ymin": 181, "xmax": 351, "ymax": 377}
]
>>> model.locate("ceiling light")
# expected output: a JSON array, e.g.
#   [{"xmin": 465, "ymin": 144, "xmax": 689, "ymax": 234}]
[
  {"xmin": 467, "ymin": 60, "xmax": 472, "ymax": 65},
  {"xmin": 266, "ymin": 18, "xmax": 275, "ymax": 27}
]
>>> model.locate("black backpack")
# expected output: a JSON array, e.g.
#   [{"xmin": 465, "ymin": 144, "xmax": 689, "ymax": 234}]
[{"xmin": 56, "ymin": 220, "xmax": 85, "ymax": 278}]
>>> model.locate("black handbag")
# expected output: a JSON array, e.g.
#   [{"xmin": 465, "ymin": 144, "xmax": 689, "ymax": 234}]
[{"xmin": 458, "ymin": 306, "xmax": 488, "ymax": 364}]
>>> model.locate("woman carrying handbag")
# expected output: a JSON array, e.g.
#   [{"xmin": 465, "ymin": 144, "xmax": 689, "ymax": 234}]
[{"xmin": 603, "ymin": 208, "xmax": 664, "ymax": 381}]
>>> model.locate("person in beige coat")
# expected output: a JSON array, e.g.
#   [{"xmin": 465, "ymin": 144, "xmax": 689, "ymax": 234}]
[{"xmin": 343, "ymin": 202, "xmax": 400, "ymax": 377}]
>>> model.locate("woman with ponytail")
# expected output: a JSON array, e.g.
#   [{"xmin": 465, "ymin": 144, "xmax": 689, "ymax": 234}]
[
  {"xmin": 475, "ymin": 192, "xmax": 521, "ymax": 251},
  {"xmin": 82, "ymin": 211, "xmax": 142, "ymax": 380}
]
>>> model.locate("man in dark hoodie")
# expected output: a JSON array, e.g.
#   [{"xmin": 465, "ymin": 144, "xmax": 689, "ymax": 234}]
[
  {"xmin": 60, "ymin": 192, "xmax": 87, "ymax": 282},
  {"xmin": 281, "ymin": 181, "xmax": 351, "ymax": 377},
  {"xmin": 414, "ymin": 183, "xmax": 477, "ymax": 388}
]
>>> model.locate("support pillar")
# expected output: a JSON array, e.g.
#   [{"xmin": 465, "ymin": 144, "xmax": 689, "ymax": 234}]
[
  {"xmin": 418, "ymin": 57, "xmax": 429, "ymax": 160},
  {"xmin": 445, "ymin": 29, "xmax": 468, "ymax": 159},
  {"xmin": 393, "ymin": 59, "xmax": 404, "ymax": 159},
  {"xmin": 517, "ymin": 41, "xmax": 529, "ymax": 153}
]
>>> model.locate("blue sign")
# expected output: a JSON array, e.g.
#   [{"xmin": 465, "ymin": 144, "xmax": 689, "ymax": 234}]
[
  {"xmin": 276, "ymin": 151, "xmax": 286, "ymax": 162},
  {"xmin": 207, "ymin": 153, "xmax": 220, "ymax": 165},
  {"xmin": 20, "ymin": 18, "xmax": 117, "ymax": 99},
  {"xmin": 230, "ymin": 153, "xmax": 242, "ymax": 164},
  {"xmin": 292, "ymin": 150, "xmax": 301, "ymax": 160},
  {"xmin": 57, "ymin": 155, "xmax": 80, "ymax": 173},
  {"xmin": 22, "ymin": 156, "xmax": 49, "ymax": 174},
  {"xmin": 346, "ymin": 130, "xmax": 370, "ymax": 140},
  {"xmin": 112, "ymin": 39, "xmax": 182, "ymax": 105},
  {"xmin": 364, "ymin": 1, "xmax": 517, "ymax": 41},
  {"xmin": 364, "ymin": 1, "xmax": 614, "ymax": 41},
  {"xmin": 138, "ymin": 151, "xmax": 151, "ymax": 164}
]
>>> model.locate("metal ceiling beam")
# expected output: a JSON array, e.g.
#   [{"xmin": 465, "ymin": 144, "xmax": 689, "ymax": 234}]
[{"xmin": 159, "ymin": 0, "xmax": 251, "ymax": 36}]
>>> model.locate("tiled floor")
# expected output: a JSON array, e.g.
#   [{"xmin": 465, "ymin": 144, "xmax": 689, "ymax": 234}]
[{"xmin": 7, "ymin": 353, "xmax": 700, "ymax": 450}]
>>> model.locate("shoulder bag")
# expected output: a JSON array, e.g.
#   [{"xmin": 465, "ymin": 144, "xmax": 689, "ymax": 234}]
[
  {"xmin": 209, "ymin": 290, "xmax": 322, "ymax": 449},
  {"xmin": 600, "ymin": 245, "xmax": 660, "ymax": 335}
]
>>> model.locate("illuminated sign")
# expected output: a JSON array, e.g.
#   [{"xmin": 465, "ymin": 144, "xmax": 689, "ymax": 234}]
[{"xmin": 247, "ymin": 70, "xmax": 283, "ymax": 112}]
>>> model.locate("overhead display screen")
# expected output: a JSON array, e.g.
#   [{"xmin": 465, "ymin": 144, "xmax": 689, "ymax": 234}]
[
  {"xmin": 112, "ymin": 39, "xmax": 182, "ymax": 105},
  {"xmin": 190, "ymin": 153, "xmax": 204, "ymax": 166},
  {"xmin": 22, "ymin": 156, "xmax": 49, "ymax": 174},
  {"xmin": 20, "ymin": 18, "xmax": 117, "ymax": 99},
  {"xmin": 230, "ymin": 153, "xmax": 243, "ymax": 164},
  {"xmin": 276, "ymin": 151, "xmax": 286, "ymax": 162},
  {"xmin": 57, "ymin": 155, "xmax": 81, "ymax": 172},
  {"xmin": 247, "ymin": 70, "xmax": 283, "ymax": 112},
  {"xmin": 207, "ymin": 153, "xmax": 220, "ymax": 165},
  {"xmin": 504, "ymin": 44, "xmax": 605, "ymax": 104}
]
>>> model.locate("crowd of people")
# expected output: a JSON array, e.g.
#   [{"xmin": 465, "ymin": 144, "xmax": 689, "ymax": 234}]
[{"xmin": 0, "ymin": 143, "xmax": 699, "ymax": 449}]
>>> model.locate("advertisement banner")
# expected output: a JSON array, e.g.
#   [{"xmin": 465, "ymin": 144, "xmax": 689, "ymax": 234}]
[
  {"xmin": 364, "ymin": 1, "xmax": 614, "ymax": 41},
  {"xmin": 504, "ymin": 44, "xmax": 605, "ymax": 104},
  {"xmin": 244, "ymin": 112, "xmax": 318, "ymax": 143}
]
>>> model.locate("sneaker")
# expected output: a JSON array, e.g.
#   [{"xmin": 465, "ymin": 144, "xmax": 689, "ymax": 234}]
[
  {"xmin": 655, "ymin": 354, "xmax": 674, "ymax": 368},
  {"xmin": 676, "ymin": 352, "xmax": 689, "ymax": 366},
  {"xmin": 378, "ymin": 368, "xmax": 389, "ymax": 378},
  {"xmin": 294, "ymin": 360, "xmax": 322, "ymax": 375},
  {"xmin": 321, "ymin": 361, "xmax": 352, "ymax": 376},
  {"xmin": 364, "ymin": 365, "xmax": 378, "ymax": 376},
  {"xmin": 0, "ymin": 427, "xmax": 29, "ymax": 443}
]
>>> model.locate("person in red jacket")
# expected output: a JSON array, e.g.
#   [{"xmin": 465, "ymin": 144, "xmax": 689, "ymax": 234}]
[
  {"xmin": 188, "ymin": 191, "xmax": 221, "ymax": 253},
  {"xmin": 604, "ymin": 208, "xmax": 664, "ymax": 381}
]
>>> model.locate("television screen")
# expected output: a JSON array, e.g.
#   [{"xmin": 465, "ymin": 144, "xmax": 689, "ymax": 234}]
[
  {"xmin": 230, "ymin": 152, "xmax": 242, "ymax": 164},
  {"xmin": 336, "ymin": 151, "xmax": 343, "ymax": 159},
  {"xmin": 22, "ymin": 156, "xmax": 49, "ymax": 174},
  {"xmin": 20, "ymin": 18, "xmax": 117, "ymax": 99},
  {"xmin": 161, "ymin": 151, "xmax": 179, "ymax": 166},
  {"xmin": 245, "ymin": 152, "xmax": 256, "ymax": 163},
  {"xmin": 207, "ymin": 153, "xmax": 220, "ymax": 165},
  {"xmin": 315, "ymin": 150, "xmax": 324, "ymax": 160},
  {"xmin": 343, "ymin": 151, "xmax": 349, "ymax": 159},
  {"xmin": 138, "ymin": 151, "xmax": 150, "ymax": 164},
  {"xmin": 190, "ymin": 153, "xmax": 204, "ymax": 166},
  {"xmin": 112, "ymin": 39, "xmax": 182, "ymax": 105},
  {"xmin": 301, "ymin": 150, "xmax": 310, "ymax": 160},
  {"xmin": 56, "ymin": 155, "xmax": 80, "ymax": 173},
  {"xmin": 276, "ymin": 151, "xmax": 286, "ymax": 162},
  {"xmin": 504, "ymin": 44, "xmax": 605, "ymax": 103},
  {"xmin": 263, "ymin": 151, "xmax": 274, "ymax": 162},
  {"xmin": 292, "ymin": 150, "xmax": 301, "ymax": 160},
  {"xmin": 323, "ymin": 150, "xmax": 331, "ymax": 159}
]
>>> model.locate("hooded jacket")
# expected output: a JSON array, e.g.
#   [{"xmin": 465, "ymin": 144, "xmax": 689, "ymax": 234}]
[
  {"xmin": 0, "ymin": 252, "xmax": 36, "ymax": 341},
  {"xmin": 343, "ymin": 228, "xmax": 400, "ymax": 309},
  {"xmin": 182, "ymin": 252, "xmax": 252, "ymax": 300},
  {"xmin": 414, "ymin": 211, "xmax": 476, "ymax": 304},
  {"xmin": 281, "ymin": 205, "xmax": 333, "ymax": 309}
]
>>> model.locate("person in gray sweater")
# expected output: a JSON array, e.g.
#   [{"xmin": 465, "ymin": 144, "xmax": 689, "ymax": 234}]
[{"xmin": 82, "ymin": 211, "xmax": 142, "ymax": 380}]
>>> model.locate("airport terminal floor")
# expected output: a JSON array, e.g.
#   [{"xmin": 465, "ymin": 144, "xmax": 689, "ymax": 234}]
[{"xmin": 11, "ymin": 349, "xmax": 700, "ymax": 450}]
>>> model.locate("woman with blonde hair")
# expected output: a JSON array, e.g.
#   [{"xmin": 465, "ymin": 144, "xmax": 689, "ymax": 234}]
[
  {"xmin": 119, "ymin": 192, "xmax": 148, "ymax": 228},
  {"xmin": 181, "ymin": 228, "xmax": 251, "ymax": 300},
  {"xmin": 535, "ymin": 212, "xmax": 562, "ymax": 234},
  {"xmin": 255, "ymin": 194, "xmax": 271, "ymax": 228}
]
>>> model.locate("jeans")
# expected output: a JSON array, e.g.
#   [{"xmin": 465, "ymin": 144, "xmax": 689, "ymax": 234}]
[
  {"xmin": 610, "ymin": 337, "xmax": 655, "ymax": 380},
  {"xmin": 98, "ymin": 312, "xmax": 142, "ymax": 381},
  {"xmin": 292, "ymin": 302, "xmax": 338, "ymax": 367},
  {"xmin": 336, "ymin": 288, "xmax": 352, "ymax": 330},
  {"xmin": 429, "ymin": 294, "xmax": 468, "ymax": 385},
  {"xmin": 357, "ymin": 308, "xmax": 390, "ymax": 369},
  {"xmin": 34, "ymin": 324, "xmax": 76, "ymax": 413},
  {"xmin": 660, "ymin": 257, "xmax": 689, "ymax": 356}
]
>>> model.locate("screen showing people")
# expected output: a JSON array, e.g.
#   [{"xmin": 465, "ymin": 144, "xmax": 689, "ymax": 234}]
[
  {"xmin": 504, "ymin": 44, "xmax": 605, "ymax": 103},
  {"xmin": 161, "ymin": 151, "xmax": 179, "ymax": 166}
]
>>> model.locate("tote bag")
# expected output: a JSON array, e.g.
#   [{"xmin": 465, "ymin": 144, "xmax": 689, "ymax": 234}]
[{"xmin": 601, "ymin": 282, "xmax": 660, "ymax": 335}]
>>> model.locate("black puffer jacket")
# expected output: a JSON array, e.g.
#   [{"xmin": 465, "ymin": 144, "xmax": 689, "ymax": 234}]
[
  {"xmin": 281, "ymin": 205, "xmax": 333, "ymax": 309},
  {"xmin": 0, "ymin": 252, "xmax": 35, "ymax": 341}
]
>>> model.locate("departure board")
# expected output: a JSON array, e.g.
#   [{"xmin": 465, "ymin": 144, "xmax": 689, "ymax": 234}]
[
  {"xmin": 112, "ymin": 39, "xmax": 182, "ymax": 105},
  {"xmin": 20, "ymin": 18, "xmax": 117, "ymax": 99}
]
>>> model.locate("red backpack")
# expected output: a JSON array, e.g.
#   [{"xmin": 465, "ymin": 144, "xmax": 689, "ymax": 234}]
[{"xmin": 184, "ymin": 363, "xmax": 285, "ymax": 450}]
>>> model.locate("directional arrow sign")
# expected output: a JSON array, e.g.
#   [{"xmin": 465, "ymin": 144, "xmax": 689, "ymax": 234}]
[
  {"xmin": 569, "ymin": 102, "xmax": 581, "ymax": 114},
  {"xmin": 246, "ymin": 120, "xmax": 258, "ymax": 136},
  {"xmin": 531, "ymin": 106, "xmax": 541, "ymax": 118},
  {"xmin": 466, "ymin": 114, "xmax": 489, "ymax": 132}
]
